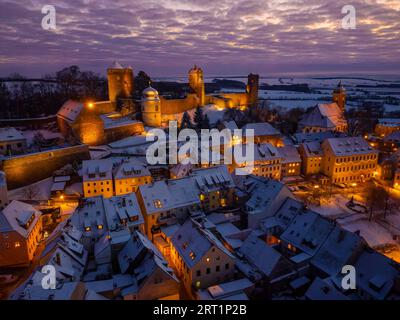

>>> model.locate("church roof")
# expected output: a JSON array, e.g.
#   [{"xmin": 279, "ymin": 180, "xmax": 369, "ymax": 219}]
[{"xmin": 299, "ymin": 103, "xmax": 346, "ymax": 129}]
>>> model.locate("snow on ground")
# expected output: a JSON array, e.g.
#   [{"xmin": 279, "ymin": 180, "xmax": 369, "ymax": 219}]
[
  {"xmin": 65, "ymin": 182, "xmax": 82, "ymax": 196},
  {"xmin": 8, "ymin": 177, "xmax": 53, "ymax": 201},
  {"xmin": 342, "ymin": 219, "xmax": 397, "ymax": 247},
  {"xmin": 21, "ymin": 129, "xmax": 63, "ymax": 147}
]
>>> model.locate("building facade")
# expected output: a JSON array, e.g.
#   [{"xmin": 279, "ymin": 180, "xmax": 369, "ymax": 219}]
[
  {"xmin": 0, "ymin": 201, "xmax": 42, "ymax": 267},
  {"xmin": 0, "ymin": 127, "xmax": 27, "ymax": 156},
  {"xmin": 321, "ymin": 137, "xmax": 378, "ymax": 184}
]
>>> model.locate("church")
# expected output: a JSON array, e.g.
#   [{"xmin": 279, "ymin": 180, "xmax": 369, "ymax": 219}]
[{"xmin": 298, "ymin": 82, "xmax": 348, "ymax": 134}]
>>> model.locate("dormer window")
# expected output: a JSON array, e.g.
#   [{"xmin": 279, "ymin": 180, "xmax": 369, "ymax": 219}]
[
  {"xmin": 85, "ymin": 226, "xmax": 91, "ymax": 232},
  {"xmin": 97, "ymin": 224, "xmax": 103, "ymax": 230},
  {"xmin": 154, "ymin": 200, "xmax": 163, "ymax": 208}
]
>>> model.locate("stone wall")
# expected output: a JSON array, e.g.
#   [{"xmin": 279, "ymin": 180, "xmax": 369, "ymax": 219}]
[
  {"xmin": 104, "ymin": 122, "xmax": 144, "ymax": 143},
  {"xmin": 1, "ymin": 144, "xmax": 90, "ymax": 189}
]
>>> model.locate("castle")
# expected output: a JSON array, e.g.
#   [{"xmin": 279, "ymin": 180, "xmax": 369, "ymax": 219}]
[
  {"xmin": 57, "ymin": 62, "xmax": 260, "ymax": 144},
  {"xmin": 141, "ymin": 65, "xmax": 259, "ymax": 127}
]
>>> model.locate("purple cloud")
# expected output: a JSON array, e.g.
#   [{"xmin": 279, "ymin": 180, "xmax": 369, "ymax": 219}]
[{"xmin": 0, "ymin": 0, "xmax": 399, "ymax": 77}]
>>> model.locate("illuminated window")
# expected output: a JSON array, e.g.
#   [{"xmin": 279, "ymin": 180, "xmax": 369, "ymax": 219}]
[
  {"xmin": 195, "ymin": 281, "xmax": 201, "ymax": 288},
  {"xmin": 199, "ymin": 194, "xmax": 205, "ymax": 201},
  {"xmin": 97, "ymin": 224, "xmax": 103, "ymax": 230},
  {"xmin": 85, "ymin": 226, "xmax": 91, "ymax": 232},
  {"xmin": 14, "ymin": 242, "xmax": 21, "ymax": 248},
  {"xmin": 220, "ymin": 198, "xmax": 227, "ymax": 207},
  {"xmin": 189, "ymin": 251, "xmax": 196, "ymax": 260},
  {"xmin": 154, "ymin": 200, "xmax": 163, "ymax": 208}
]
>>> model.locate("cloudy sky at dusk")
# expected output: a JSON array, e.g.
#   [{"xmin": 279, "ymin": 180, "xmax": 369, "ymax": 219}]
[{"xmin": 0, "ymin": 0, "xmax": 399, "ymax": 77}]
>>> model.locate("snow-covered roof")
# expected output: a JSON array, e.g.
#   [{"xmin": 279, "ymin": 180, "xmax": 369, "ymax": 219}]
[
  {"xmin": 82, "ymin": 159, "xmax": 113, "ymax": 182},
  {"xmin": 277, "ymin": 145, "xmax": 301, "ymax": 164},
  {"xmin": 294, "ymin": 131, "xmax": 346, "ymax": 144},
  {"xmin": 281, "ymin": 210, "xmax": 335, "ymax": 256},
  {"xmin": 384, "ymin": 130, "xmax": 400, "ymax": 142},
  {"xmin": 311, "ymin": 226, "xmax": 365, "ymax": 277},
  {"xmin": 262, "ymin": 198, "xmax": 304, "ymax": 232},
  {"xmin": 103, "ymin": 194, "xmax": 144, "ymax": 234},
  {"xmin": 113, "ymin": 158, "xmax": 150, "ymax": 180},
  {"xmin": 18, "ymin": 281, "xmax": 84, "ymax": 300},
  {"xmin": 138, "ymin": 176, "xmax": 199, "ymax": 215},
  {"xmin": 70, "ymin": 196, "xmax": 107, "ymax": 238},
  {"xmin": 198, "ymin": 278, "xmax": 253, "ymax": 300},
  {"xmin": 51, "ymin": 181, "xmax": 66, "ymax": 192},
  {"xmin": 242, "ymin": 122, "xmax": 280, "ymax": 137},
  {"xmin": 100, "ymin": 113, "xmax": 141, "ymax": 130},
  {"xmin": 57, "ymin": 100, "xmax": 84, "ymax": 123},
  {"xmin": 248, "ymin": 143, "xmax": 282, "ymax": 163},
  {"xmin": 305, "ymin": 277, "xmax": 348, "ymax": 300},
  {"xmin": 244, "ymin": 176, "xmax": 289, "ymax": 215},
  {"xmin": 239, "ymin": 232, "xmax": 286, "ymax": 278},
  {"xmin": 171, "ymin": 219, "xmax": 234, "ymax": 268},
  {"xmin": 191, "ymin": 165, "xmax": 235, "ymax": 193},
  {"xmin": 0, "ymin": 127, "xmax": 25, "ymax": 142},
  {"xmin": 0, "ymin": 200, "xmax": 41, "ymax": 238},
  {"xmin": 118, "ymin": 231, "xmax": 178, "ymax": 283},
  {"xmin": 300, "ymin": 141, "xmax": 323, "ymax": 157},
  {"xmin": 336, "ymin": 248, "xmax": 400, "ymax": 300},
  {"xmin": 323, "ymin": 137, "xmax": 377, "ymax": 157},
  {"xmin": 299, "ymin": 103, "xmax": 347, "ymax": 130}
]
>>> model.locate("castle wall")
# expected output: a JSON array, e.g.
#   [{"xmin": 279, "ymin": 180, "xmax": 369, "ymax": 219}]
[
  {"xmin": 220, "ymin": 93, "xmax": 249, "ymax": 107},
  {"xmin": 74, "ymin": 112, "xmax": 106, "ymax": 146},
  {"xmin": 104, "ymin": 122, "xmax": 144, "ymax": 143},
  {"xmin": 160, "ymin": 94, "xmax": 199, "ymax": 115},
  {"xmin": 0, "ymin": 115, "xmax": 57, "ymax": 129},
  {"xmin": 1, "ymin": 144, "xmax": 90, "ymax": 189}
]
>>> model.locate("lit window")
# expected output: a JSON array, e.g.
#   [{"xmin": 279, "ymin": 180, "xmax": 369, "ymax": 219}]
[
  {"xmin": 97, "ymin": 224, "xmax": 103, "ymax": 230},
  {"xmin": 85, "ymin": 226, "xmax": 91, "ymax": 232},
  {"xmin": 154, "ymin": 200, "xmax": 163, "ymax": 208},
  {"xmin": 189, "ymin": 251, "xmax": 196, "ymax": 260},
  {"xmin": 199, "ymin": 194, "xmax": 205, "ymax": 201},
  {"xmin": 14, "ymin": 242, "xmax": 21, "ymax": 248}
]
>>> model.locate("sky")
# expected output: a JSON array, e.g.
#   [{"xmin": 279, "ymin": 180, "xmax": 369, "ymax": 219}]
[{"xmin": 0, "ymin": 0, "xmax": 399, "ymax": 78}]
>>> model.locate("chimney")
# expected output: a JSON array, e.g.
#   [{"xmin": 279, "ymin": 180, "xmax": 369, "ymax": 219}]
[{"xmin": 55, "ymin": 252, "xmax": 61, "ymax": 265}]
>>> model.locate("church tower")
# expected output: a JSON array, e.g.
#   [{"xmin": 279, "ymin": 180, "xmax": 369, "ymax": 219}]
[
  {"xmin": 246, "ymin": 73, "xmax": 259, "ymax": 107},
  {"xmin": 188, "ymin": 65, "xmax": 205, "ymax": 106},
  {"xmin": 141, "ymin": 86, "xmax": 162, "ymax": 127},
  {"xmin": 107, "ymin": 61, "xmax": 134, "ymax": 103},
  {"xmin": 333, "ymin": 81, "xmax": 346, "ymax": 112}
]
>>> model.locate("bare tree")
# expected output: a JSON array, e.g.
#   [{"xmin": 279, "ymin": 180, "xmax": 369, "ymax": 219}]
[{"xmin": 23, "ymin": 185, "xmax": 40, "ymax": 200}]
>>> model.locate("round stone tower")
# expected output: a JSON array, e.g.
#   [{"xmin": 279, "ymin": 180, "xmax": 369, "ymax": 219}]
[
  {"xmin": 141, "ymin": 86, "xmax": 162, "ymax": 127},
  {"xmin": 107, "ymin": 61, "xmax": 134, "ymax": 103}
]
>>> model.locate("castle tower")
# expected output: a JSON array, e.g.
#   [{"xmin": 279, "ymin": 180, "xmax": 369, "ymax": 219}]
[
  {"xmin": 188, "ymin": 65, "xmax": 205, "ymax": 106},
  {"xmin": 141, "ymin": 86, "xmax": 162, "ymax": 127},
  {"xmin": 107, "ymin": 61, "xmax": 134, "ymax": 103},
  {"xmin": 246, "ymin": 73, "xmax": 259, "ymax": 107},
  {"xmin": 333, "ymin": 81, "xmax": 346, "ymax": 112}
]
